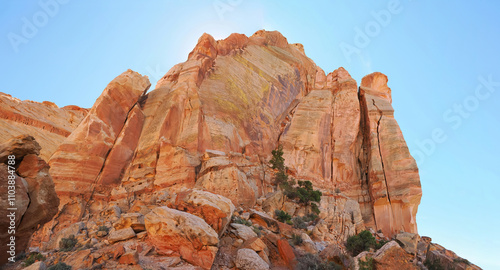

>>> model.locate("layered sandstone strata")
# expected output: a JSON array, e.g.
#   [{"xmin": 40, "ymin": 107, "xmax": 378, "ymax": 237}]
[
  {"xmin": 41, "ymin": 30, "xmax": 421, "ymax": 240},
  {"xmin": 0, "ymin": 92, "xmax": 87, "ymax": 161}
]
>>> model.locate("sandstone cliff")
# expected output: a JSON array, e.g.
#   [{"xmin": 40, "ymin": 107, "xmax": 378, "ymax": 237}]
[
  {"xmin": 1, "ymin": 30, "xmax": 477, "ymax": 270},
  {"xmin": 43, "ymin": 30, "xmax": 420, "ymax": 240},
  {"xmin": 0, "ymin": 93, "xmax": 88, "ymax": 161}
]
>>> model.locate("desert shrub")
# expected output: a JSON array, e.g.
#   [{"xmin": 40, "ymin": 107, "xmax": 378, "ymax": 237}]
[
  {"xmin": 59, "ymin": 235, "xmax": 78, "ymax": 252},
  {"xmin": 270, "ymin": 145, "xmax": 289, "ymax": 184},
  {"xmin": 296, "ymin": 253, "xmax": 342, "ymax": 270},
  {"xmin": 310, "ymin": 202, "xmax": 320, "ymax": 215},
  {"xmin": 97, "ymin": 225, "xmax": 109, "ymax": 233},
  {"xmin": 23, "ymin": 253, "xmax": 45, "ymax": 266},
  {"xmin": 282, "ymin": 180, "xmax": 322, "ymax": 205},
  {"xmin": 291, "ymin": 234, "xmax": 303, "ymax": 246},
  {"xmin": 270, "ymin": 146, "xmax": 323, "ymax": 215},
  {"xmin": 275, "ymin": 210, "xmax": 292, "ymax": 223},
  {"xmin": 275, "ymin": 170, "xmax": 289, "ymax": 185},
  {"xmin": 304, "ymin": 213, "xmax": 319, "ymax": 222},
  {"xmin": 424, "ymin": 258, "xmax": 445, "ymax": 270},
  {"xmin": 252, "ymin": 225, "xmax": 263, "ymax": 236},
  {"xmin": 292, "ymin": 216, "xmax": 308, "ymax": 229},
  {"xmin": 270, "ymin": 145, "xmax": 286, "ymax": 171},
  {"xmin": 346, "ymin": 230, "xmax": 377, "ymax": 256},
  {"xmin": 359, "ymin": 257, "xmax": 374, "ymax": 270},
  {"xmin": 47, "ymin": 262, "xmax": 72, "ymax": 270},
  {"xmin": 375, "ymin": 239, "xmax": 388, "ymax": 250},
  {"xmin": 233, "ymin": 216, "xmax": 252, "ymax": 226}
]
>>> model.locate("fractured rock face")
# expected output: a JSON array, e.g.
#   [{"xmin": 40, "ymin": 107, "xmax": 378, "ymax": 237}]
[
  {"xmin": 314, "ymin": 194, "xmax": 365, "ymax": 242},
  {"xmin": 49, "ymin": 69, "xmax": 150, "ymax": 200},
  {"xmin": 358, "ymin": 72, "xmax": 422, "ymax": 237},
  {"xmin": 235, "ymin": 248, "xmax": 270, "ymax": 270},
  {"xmin": 32, "ymin": 31, "xmax": 422, "ymax": 245},
  {"xmin": 0, "ymin": 135, "xmax": 59, "ymax": 264},
  {"xmin": 196, "ymin": 155, "xmax": 258, "ymax": 207}
]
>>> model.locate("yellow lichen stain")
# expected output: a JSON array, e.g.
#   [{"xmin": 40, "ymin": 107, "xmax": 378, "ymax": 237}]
[{"xmin": 211, "ymin": 134, "xmax": 228, "ymax": 149}]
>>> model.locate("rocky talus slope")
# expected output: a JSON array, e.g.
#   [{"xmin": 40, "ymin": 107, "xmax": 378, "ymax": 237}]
[{"xmin": 0, "ymin": 30, "xmax": 480, "ymax": 270}]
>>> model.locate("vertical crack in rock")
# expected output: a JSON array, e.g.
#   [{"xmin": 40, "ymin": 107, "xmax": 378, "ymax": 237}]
[
  {"xmin": 357, "ymin": 90, "xmax": 377, "ymax": 229},
  {"xmin": 79, "ymin": 94, "xmax": 147, "ymax": 220},
  {"xmin": 330, "ymin": 89, "xmax": 337, "ymax": 186},
  {"xmin": 372, "ymin": 99, "xmax": 392, "ymax": 204},
  {"xmin": 276, "ymin": 100, "xmax": 300, "ymax": 142}
]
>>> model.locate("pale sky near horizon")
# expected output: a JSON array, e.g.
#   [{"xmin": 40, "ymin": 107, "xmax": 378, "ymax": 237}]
[{"xmin": 1, "ymin": 1, "xmax": 499, "ymax": 268}]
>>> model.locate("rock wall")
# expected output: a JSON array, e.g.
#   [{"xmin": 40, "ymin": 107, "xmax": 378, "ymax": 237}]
[
  {"xmin": 36, "ymin": 30, "xmax": 421, "ymax": 240},
  {"xmin": 0, "ymin": 135, "xmax": 59, "ymax": 264},
  {"xmin": 0, "ymin": 93, "xmax": 87, "ymax": 161}
]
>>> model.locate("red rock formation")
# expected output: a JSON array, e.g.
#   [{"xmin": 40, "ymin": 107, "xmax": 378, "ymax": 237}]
[
  {"xmin": 277, "ymin": 239, "xmax": 296, "ymax": 269},
  {"xmin": 358, "ymin": 72, "xmax": 422, "ymax": 237},
  {"xmin": 47, "ymin": 69, "xmax": 150, "ymax": 232},
  {"xmin": 0, "ymin": 135, "xmax": 59, "ymax": 264},
  {"xmin": 0, "ymin": 92, "xmax": 87, "ymax": 161},
  {"xmin": 145, "ymin": 206, "xmax": 219, "ymax": 269},
  {"xmin": 35, "ymin": 30, "xmax": 421, "ymax": 243}
]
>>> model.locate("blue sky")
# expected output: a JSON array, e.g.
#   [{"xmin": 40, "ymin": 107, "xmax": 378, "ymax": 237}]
[{"xmin": 1, "ymin": 1, "xmax": 499, "ymax": 268}]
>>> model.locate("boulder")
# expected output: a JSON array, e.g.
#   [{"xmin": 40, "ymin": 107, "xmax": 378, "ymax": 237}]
[
  {"xmin": 262, "ymin": 190, "xmax": 284, "ymax": 214},
  {"xmin": 0, "ymin": 135, "xmax": 40, "ymax": 163},
  {"xmin": 196, "ymin": 157, "xmax": 257, "ymax": 207},
  {"xmin": 230, "ymin": 223, "xmax": 258, "ymax": 241},
  {"xmin": 45, "ymin": 222, "xmax": 85, "ymax": 250},
  {"xmin": 113, "ymin": 213, "xmax": 146, "ymax": 233},
  {"xmin": 373, "ymin": 241, "xmax": 418, "ymax": 270},
  {"xmin": 145, "ymin": 206, "xmax": 219, "ymax": 269},
  {"xmin": 426, "ymin": 243, "xmax": 482, "ymax": 270},
  {"xmin": 235, "ymin": 248, "xmax": 270, "ymax": 270},
  {"xmin": 119, "ymin": 251, "xmax": 139, "ymax": 265},
  {"xmin": 108, "ymin": 227, "xmax": 136, "ymax": 243},
  {"xmin": 173, "ymin": 189, "xmax": 235, "ymax": 235},
  {"xmin": 395, "ymin": 232, "xmax": 419, "ymax": 255},
  {"xmin": 277, "ymin": 239, "xmax": 296, "ymax": 269}
]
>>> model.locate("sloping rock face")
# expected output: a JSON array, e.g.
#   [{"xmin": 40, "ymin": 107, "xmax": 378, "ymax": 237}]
[
  {"xmin": 0, "ymin": 135, "xmax": 59, "ymax": 264},
  {"xmin": 0, "ymin": 92, "xmax": 87, "ymax": 161},
  {"xmin": 46, "ymin": 69, "xmax": 150, "ymax": 231},
  {"xmin": 39, "ymin": 30, "xmax": 421, "ymax": 243}
]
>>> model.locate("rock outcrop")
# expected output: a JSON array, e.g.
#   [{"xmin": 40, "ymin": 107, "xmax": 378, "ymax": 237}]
[
  {"xmin": 358, "ymin": 72, "xmax": 422, "ymax": 237},
  {"xmin": 0, "ymin": 135, "xmax": 59, "ymax": 264},
  {"xmin": 47, "ymin": 69, "xmax": 150, "ymax": 232},
  {"xmin": 145, "ymin": 206, "xmax": 219, "ymax": 269},
  {"xmin": 0, "ymin": 30, "xmax": 460, "ymax": 269},
  {"xmin": 40, "ymin": 31, "xmax": 421, "ymax": 241},
  {"xmin": 0, "ymin": 92, "xmax": 87, "ymax": 161}
]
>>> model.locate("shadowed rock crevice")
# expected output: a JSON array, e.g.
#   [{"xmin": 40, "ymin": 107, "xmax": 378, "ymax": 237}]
[{"xmin": 373, "ymin": 99, "xmax": 392, "ymax": 205}]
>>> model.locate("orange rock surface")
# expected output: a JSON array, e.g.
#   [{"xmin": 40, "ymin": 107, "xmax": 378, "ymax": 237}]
[
  {"xmin": 0, "ymin": 92, "xmax": 87, "ymax": 160},
  {"xmin": 16, "ymin": 31, "xmax": 421, "ymax": 245}
]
